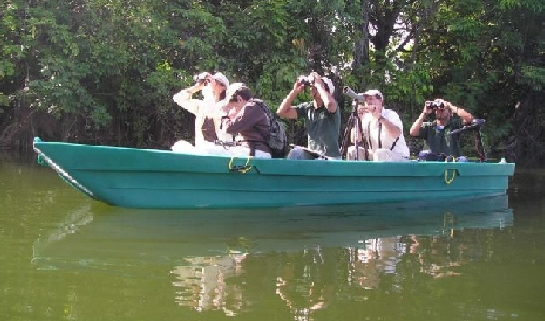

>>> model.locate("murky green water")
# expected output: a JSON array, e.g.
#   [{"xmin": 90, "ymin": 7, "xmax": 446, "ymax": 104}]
[{"xmin": 1, "ymin": 153, "xmax": 545, "ymax": 320}]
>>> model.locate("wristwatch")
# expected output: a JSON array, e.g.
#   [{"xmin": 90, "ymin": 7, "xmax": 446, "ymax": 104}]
[{"xmin": 378, "ymin": 116, "xmax": 385, "ymax": 122}]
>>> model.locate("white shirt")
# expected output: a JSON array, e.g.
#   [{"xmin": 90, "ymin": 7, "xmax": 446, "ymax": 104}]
[
  {"xmin": 362, "ymin": 108, "xmax": 410, "ymax": 158},
  {"xmin": 173, "ymin": 86, "xmax": 232, "ymax": 147}
]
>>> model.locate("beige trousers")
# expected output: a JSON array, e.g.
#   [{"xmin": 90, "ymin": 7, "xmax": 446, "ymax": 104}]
[{"xmin": 347, "ymin": 146, "xmax": 408, "ymax": 162}]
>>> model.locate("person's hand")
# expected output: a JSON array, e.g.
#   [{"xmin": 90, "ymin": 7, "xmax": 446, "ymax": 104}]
[
  {"xmin": 194, "ymin": 72, "xmax": 211, "ymax": 85},
  {"xmin": 357, "ymin": 103, "xmax": 368, "ymax": 115},
  {"xmin": 424, "ymin": 101, "xmax": 434, "ymax": 115},
  {"xmin": 444, "ymin": 100, "xmax": 456, "ymax": 112},
  {"xmin": 205, "ymin": 73, "xmax": 215, "ymax": 85},
  {"xmin": 293, "ymin": 76, "xmax": 307, "ymax": 94},
  {"xmin": 309, "ymin": 72, "xmax": 326, "ymax": 91},
  {"xmin": 190, "ymin": 72, "xmax": 212, "ymax": 93},
  {"xmin": 367, "ymin": 104, "xmax": 382, "ymax": 119},
  {"xmin": 227, "ymin": 106, "xmax": 239, "ymax": 120},
  {"xmin": 309, "ymin": 71, "xmax": 320, "ymax": 82}
]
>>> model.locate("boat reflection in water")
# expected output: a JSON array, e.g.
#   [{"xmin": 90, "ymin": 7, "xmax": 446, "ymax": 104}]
[{"xmin": 32, "ymin": 195, "xmax": 513, "ymax": 319}]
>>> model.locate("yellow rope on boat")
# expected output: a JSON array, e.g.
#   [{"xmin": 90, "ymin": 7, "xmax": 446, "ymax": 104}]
[
  {"xmin": 228, "ymin": 156, "xmax": 254, "ymax": 174},
  {"xmin": 444, "ymin": 156, "xmax": 456, "ymax": 184},
  {"xmin": 444, "ymin": 169, "xmax": 456, "ymax": 184}
]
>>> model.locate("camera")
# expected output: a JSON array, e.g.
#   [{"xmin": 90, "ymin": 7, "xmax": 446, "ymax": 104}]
[
  {"xmin": 299, "ymin": 75, "xmax": 315, "ymax": 87},
  {"xmin": 194, "ymin": 72, "xmax": 211, "ymax": 85}
]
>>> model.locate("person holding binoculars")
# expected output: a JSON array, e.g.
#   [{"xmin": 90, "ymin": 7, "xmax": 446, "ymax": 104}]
[
  {"xmin": 277, "ymin": 72, "xmax": 341, "ymax": 160},
  {"xmin": 345, "ymin": 89, "xmax": 410, "ymax": 162},
  {"xmin": 409, "ymin": 99, "xmax": 474, "ymax": 158},
  {"xmin": 172, "ymin": 71, "xmax": 232, "ymax": 152}
]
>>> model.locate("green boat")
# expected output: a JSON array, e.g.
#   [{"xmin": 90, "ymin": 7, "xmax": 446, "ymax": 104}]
[{"xmin": 32, "ymin": 137, "xmax": 515, "ymax": 209}]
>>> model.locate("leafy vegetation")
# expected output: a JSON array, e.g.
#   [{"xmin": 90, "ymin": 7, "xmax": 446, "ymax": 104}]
[{"xmin": 1, "ymin": 0, "xmax": 543, "ymax": 166}]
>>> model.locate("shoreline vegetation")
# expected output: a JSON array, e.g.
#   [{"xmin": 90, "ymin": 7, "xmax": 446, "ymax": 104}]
[{"xmin": 1, "ymin": 0, "xmax": 544, "ymax": 167}]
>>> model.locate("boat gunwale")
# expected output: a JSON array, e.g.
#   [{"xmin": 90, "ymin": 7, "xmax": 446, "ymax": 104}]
[{"xmin": 33, "ymin": 141, "xmax": 516, "ymax": 179}]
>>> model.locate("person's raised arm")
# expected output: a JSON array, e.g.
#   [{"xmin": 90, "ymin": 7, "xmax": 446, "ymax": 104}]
[
  {"xmin": 446, "ymin": 101, "xmax": 473, "ymax": 124},
  {"xmin": 410, "ymin": 103, "xmax": 431, "ymax": 136},
  {"xmin": 277, "ymin": 79, "xmax": 304, "ymax": 119},
  {"xmin": 311, "ymin": 72, "xmax": 337, "ymax": 113},
  {"xmin": 173, "ymin": 81, "xmax": 207, "ymax": 115}
]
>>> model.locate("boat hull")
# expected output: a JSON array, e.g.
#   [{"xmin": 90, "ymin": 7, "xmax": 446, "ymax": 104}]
[{"xmin": 33, "ymin": 140, "xmax": 515, "ymax": 209}]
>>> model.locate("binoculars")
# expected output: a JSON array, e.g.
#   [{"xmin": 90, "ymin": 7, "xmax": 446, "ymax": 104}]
[
  {"xmin": 426, "ymin": 100, "xmax": 446, "ymax": 109},
  {"xmin": 193, "ymin": 72, "xmax": 211, "ymax": 85},
  {"xmin": 299, "ymin": 75, "xmax": 315, "ymax": 86}
]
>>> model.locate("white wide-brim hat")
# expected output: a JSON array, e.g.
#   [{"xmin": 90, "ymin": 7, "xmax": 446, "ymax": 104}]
[{"xmin": 213, "ymin": 72, "xmax": 229, "ymax": 87}]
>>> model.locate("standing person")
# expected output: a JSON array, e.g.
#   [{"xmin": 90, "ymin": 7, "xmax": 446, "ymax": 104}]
[
  {"xmin": 347, "ymin": 90, "xmax": 410, "ymax": 161},
  {"xmin": 172, "ymin": 71, "xmax": 232, "ymax": 152},
  {"xmin": 219, "ymin": 83, "xmax": 272, "ymax": 158},
  {"xmin": 277, "ymin": 72, "xmax": 341, "ymax": 160},
  {"xmin": 409, "ymin": 99, "xmax": 474, "ymax": 158}
]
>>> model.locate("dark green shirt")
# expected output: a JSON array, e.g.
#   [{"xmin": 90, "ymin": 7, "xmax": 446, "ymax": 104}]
[
  {"xmin": 295, "ymin": 102, "xmax": 341, "ymax": 157},
  {"xmin": 417, "ymin": 117, "xmax": 464, "ymax": 157}
]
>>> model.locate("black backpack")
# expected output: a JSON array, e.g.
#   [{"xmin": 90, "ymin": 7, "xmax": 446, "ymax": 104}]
[{"xmin": 253, "ymin": 99, "xmax": 289, "ymax": 158}]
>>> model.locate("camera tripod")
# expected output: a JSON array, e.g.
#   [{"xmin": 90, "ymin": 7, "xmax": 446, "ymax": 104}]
[{"xmin": 340, "ymin": 104, "xmax": 369, "ymax": 161}]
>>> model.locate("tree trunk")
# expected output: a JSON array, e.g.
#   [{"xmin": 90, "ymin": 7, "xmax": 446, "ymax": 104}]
[{"xmin": 353, "ymin": 0, "xmax": 370, "ymax": 69}]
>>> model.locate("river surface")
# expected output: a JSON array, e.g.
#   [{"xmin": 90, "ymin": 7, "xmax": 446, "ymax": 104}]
[{"xmin": 1, "ymin": 153, "xmax": 544, "ymax": 321}]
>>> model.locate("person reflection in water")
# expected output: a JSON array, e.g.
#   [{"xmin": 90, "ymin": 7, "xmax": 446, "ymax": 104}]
[
  {"xmin": 347, "ymin": 237, "xmax": 407, "ymax": 289},
  {"xmin": 275, "ymin": 246, "xmax": 336, "ymax": 321},
  {"xmin": 170, "ymin": 251, "xmax": 248, "ymax": 315},
  {"xmin": 348, "ymin": 232, "xmax": 465, "ymax": 289}
]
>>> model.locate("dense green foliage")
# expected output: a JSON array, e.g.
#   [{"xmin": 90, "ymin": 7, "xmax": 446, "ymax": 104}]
[{"xmin": 1, "ymin": 0, "xmax": 544, "ymax": 166}]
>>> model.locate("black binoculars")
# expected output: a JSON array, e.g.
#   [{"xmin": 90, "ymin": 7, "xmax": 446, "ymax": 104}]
[
  {"xmin": 426, "ymin": 100, "xmax": 445, "ymax": 109},
  {"xmin": 299, "ymin": 75, "xmax": 315, "ymax": 86}
]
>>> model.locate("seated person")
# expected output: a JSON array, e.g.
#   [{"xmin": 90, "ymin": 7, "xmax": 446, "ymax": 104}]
[
  {"xmin": 218, "ymin": 83, "xmax": 272, "ymax": 158},
  {"xmin": 409, "ymin": 99, "xmax": 474, "ymax": 159},
  {"xmin": 277, "ymin": 72, "xmax": 341, "ymax": 160},
  {"xmin": 347, "ymin": 90, "xmax": 410, "ymax": 161}
]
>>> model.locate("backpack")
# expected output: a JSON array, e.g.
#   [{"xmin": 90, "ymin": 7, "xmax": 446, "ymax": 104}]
[{"xmin": 253, "ymin": 99, "xmax": 289, "ymax": 158}]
